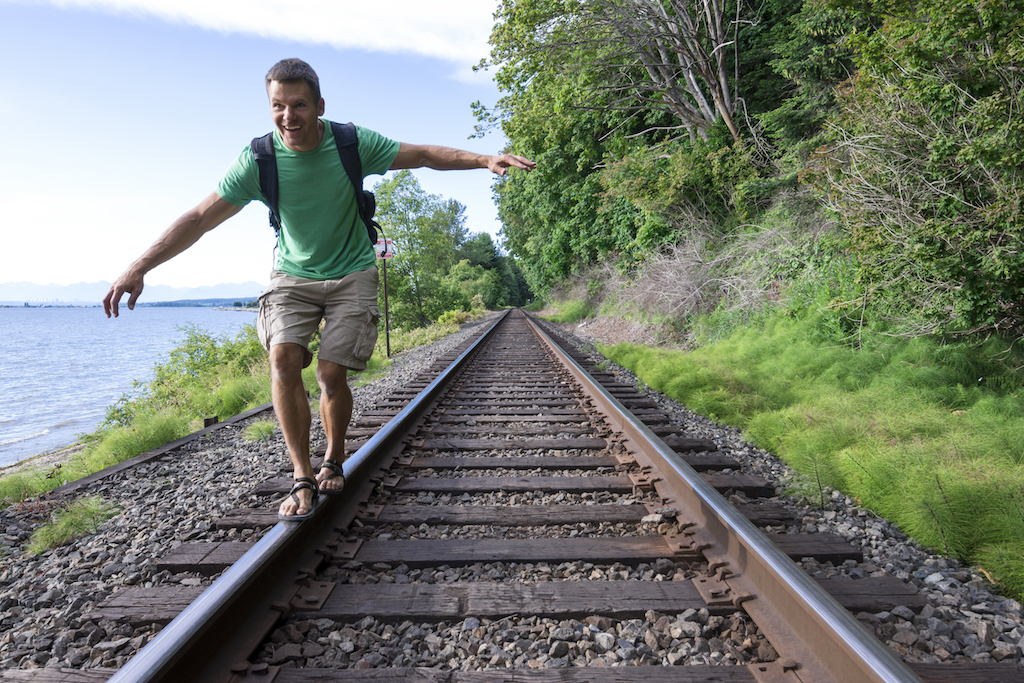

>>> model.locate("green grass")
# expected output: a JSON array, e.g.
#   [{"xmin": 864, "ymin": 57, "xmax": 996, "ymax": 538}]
[
  {"xmin": 27, "ymin": 496, "xmax": 121, "ymax": 554},
  {"xmin": 0, "ymin": 467, "xmax": 62, "ymax": 507},
  {"xmin": 350, "ymin": 351, "xmax": 393, "ymax": 388},
  {"xmin": 383, "ymin": 321, "xmax": 460, "ymax": 356},
  {"xmin": 243, "ymin": 419, "xmax": 278, "ymax": 442},
  {"xmin": 69, "ymin": 410, "xmax": 191, "ymax": 480},
  {"xmin": 601, "ymin": 314, "xmax": 1024, "ymax": 598},
  {"xmin": 541, "ymin": 300, "xmax": 594, "ymax": 324}
]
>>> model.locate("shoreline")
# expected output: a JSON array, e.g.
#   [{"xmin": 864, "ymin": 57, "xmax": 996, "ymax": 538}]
[
  {"xmin": 0, "ymin": 441, "xmax": 87, "ymax": 478},
  {"xmin": 0, "ymin": 306, "xmax": 259, "ymax": 482}
]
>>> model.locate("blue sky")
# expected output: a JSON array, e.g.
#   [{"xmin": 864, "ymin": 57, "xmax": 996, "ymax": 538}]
[{"xmin": 1, "ymin": 0, "xmax": 507, "ymax": 290}]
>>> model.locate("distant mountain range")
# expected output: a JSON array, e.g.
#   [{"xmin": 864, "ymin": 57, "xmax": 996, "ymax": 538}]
[{"xmin": 0, "ymin": 281, "xmax": 265, "ymax": 305}]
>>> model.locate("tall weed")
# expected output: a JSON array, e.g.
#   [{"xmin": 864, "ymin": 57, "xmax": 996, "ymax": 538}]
[{"xmin": 0, "ymin": 469, "xmax": 58, "ymax": 506}]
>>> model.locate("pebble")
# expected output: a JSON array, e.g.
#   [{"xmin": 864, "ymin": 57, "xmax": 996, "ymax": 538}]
[
  {"xmin": 0, "ymin": 318, "xmax": 493, "ymax": 672},
  {"xmin": 1, "ymin": 313, "xmax": 1022, "ymax": 673}
]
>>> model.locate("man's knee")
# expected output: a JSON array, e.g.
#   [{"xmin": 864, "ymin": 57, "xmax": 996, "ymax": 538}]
[
  {"xmin": 316, "ymin": 359, "xmax": 350, "ymax": 397},
  {"xmin": 270, "ymin": 343, "xmax": 309, "ymax": 379}
]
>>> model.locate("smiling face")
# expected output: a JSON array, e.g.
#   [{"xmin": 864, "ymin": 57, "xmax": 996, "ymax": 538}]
[{"xmin": 268, "ymin": 79, "xmax": 325, "ymax": 152}]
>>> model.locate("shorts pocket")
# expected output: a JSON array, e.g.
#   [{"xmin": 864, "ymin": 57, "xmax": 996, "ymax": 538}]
[
  {"xmin": 352, "ymin": 305, "xmax": 381, "ymax": 362},
  {"xmin": 256, "ymin": 291, "xmax": 273, "ymax": 350}
]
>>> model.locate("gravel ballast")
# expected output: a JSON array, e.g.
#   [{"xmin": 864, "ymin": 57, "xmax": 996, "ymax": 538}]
[{"xmin": 0, "ymin": 313, "xmax": 1021, "ymax": 674}]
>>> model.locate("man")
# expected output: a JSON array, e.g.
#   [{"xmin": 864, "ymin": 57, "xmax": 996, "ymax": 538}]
[{"xmin": 103, "ymin": 58, "xmax": 535, "ymax": 520}]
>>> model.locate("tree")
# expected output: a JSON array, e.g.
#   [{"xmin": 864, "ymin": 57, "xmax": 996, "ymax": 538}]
[
  {"xmin": 748, "ymin": 0, "xmax": 866, "ymax": 144},
  {"xmin": 458, "ymin": 232, "xmax": 499, "ymax": 269},
  {"xmin": 586, "ymin": 0, "xmax": 744, "ymax": 140},
  {"xmin": 484, "ymin": 0, "xmax": 752, "ymax": 141},
  {"xmin": 374, "ymin": 171, "xmax": 471, "ymax": 327},
  {"xmin": 447, "ymin": 259, "xmax": 509, "ymax": 309},
  {"xmin": 480, "ymin": 0, "xmax": 827, "ymax": 291},
  {"xmin": 481, "ymin": 0, "xmax": 680, "ymax": 291}
]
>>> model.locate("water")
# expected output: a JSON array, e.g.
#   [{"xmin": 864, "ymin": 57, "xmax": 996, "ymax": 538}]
[{"xmin": 0, "ymin": 307, "xmax": 258, "ymax": 468}]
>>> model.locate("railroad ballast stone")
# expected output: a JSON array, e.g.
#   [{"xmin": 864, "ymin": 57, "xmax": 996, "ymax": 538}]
[
  {"xmin": 255, "ymin": 609, "xmax": 772, "ymax": 670},
  {"xmin": 0, "ymin": 318, "xmax": 492, "ymax": 672},
  {"xmin": 1, "ymin": 311, "xmax": 1022, "ymax": 674}
]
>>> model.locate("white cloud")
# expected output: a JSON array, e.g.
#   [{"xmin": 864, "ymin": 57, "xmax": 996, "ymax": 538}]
[{"xmin": 38, "ymin": 0, "xmax": 498, "ymax": 66}]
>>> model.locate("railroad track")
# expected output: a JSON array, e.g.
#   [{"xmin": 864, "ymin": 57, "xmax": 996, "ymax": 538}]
[{"xmin": 20, "ymin": 309, "xmax": 1022, "ymax": 682}]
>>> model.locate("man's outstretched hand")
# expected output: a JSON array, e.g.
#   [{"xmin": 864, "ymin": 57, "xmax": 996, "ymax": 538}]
[
  {"xmin": 488, "ymin": 154, "xmax": 536, "ymax": 176},
  {"xmin": 103, "ymin": 271, "xmax": 144, "ymax": 318}
]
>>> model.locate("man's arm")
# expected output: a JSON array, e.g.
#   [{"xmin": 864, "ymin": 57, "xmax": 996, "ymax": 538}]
[
  {"xmin": 390, "ymin": 143, "xmax": 536, "ymax": 176},
  {"xmin": 103, "ymin": 192, "xmax": 243, "ymax": 318}
]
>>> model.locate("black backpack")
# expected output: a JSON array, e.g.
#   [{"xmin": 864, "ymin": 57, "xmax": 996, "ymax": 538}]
[{"xmin": 250, "ymin": 120, "xmax": 381, "ymax": 245}]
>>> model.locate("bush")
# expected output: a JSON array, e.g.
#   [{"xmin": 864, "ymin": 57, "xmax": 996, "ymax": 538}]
[
  {"xmin": 438, "ymin": 309, "xmax": 471, "ymax": 326},
  {"xmin": 820, "ymin": 1, "xmax": 1024, "ymax": 337}
]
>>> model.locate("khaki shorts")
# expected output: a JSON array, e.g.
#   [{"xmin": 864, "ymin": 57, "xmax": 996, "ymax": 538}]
[{"xmin": 257, "ymin": 268, "xmax": 380, "ymax": 371}]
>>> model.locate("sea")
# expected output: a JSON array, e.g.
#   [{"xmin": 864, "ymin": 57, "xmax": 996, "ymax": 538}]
[{"xmin": 0, "ymin": 306, "xmax": 258, "ymax": 469}]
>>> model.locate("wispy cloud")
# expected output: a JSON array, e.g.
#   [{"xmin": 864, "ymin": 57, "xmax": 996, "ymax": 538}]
[{"xmin": 34, "ymin": 0, "xmax": 497, "ymax": 66}]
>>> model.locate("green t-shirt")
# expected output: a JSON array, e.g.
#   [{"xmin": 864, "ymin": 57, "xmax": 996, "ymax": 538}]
[{"xmin": 217, "ymin": 120, "xmax": 400, "ymax": 280}]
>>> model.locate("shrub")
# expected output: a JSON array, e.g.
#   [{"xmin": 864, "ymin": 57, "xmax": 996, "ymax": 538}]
[
  {"xmin": 438, "ymin": 309, "xmax": 471, "ymax": 326},
  {"xmin": 383, "ymin": 321, "xmax": 460, "ymax": 356},
  {"xmin": 820, "ymin": 0, "xmax": 1024, "ymax": 337}
]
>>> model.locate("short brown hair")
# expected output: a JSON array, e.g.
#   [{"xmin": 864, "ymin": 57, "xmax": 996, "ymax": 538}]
[{"xmin": 266, "ymin": 58, "xmax": 321, "ymax": 101}]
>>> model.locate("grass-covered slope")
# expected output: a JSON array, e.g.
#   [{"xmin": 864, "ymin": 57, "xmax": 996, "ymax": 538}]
[{"xmin": 601, "ymin": 314, "xmax": 1024, "ymax": 598}]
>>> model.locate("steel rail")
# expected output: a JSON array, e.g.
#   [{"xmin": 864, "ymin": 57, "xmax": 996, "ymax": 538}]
[
  {"xmin": 525, "ymin": 314, "xmax": 923, "ymax": 683},
  {"xmin": 107, "ymin": 309, "xmax": 510, "ymax": 683}
]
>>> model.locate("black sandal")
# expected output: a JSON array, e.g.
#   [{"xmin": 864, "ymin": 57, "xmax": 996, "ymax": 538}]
[
  {"xmin": 278, "ymin": 476, "xmax": 319, "ymax": 521},
  {"xmin": 318, "ymin": 459, "xmax": 345, "ymax": 495}
]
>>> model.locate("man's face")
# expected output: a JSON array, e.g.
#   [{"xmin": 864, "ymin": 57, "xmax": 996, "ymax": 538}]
[{"xmin": 268, "ymin": 80, "xmax": 325, "ymax": 152}]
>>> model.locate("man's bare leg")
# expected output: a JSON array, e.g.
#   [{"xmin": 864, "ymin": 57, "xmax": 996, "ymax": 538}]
[
  {"xmin": 271, "ymin": 343, "xmax": 315, "ymax": 517},
  {"xmin": 316, "ymin": 358, "xmax": 351, "ymax": 491}
]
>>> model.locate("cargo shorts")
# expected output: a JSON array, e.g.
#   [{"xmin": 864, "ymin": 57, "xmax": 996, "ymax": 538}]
[{"xmin": 257, "ymin": 267, "xmax": 380, "ymax": 371}]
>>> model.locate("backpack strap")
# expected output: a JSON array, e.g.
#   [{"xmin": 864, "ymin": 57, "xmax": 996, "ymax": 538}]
[
  {"xmin": 250, "ymin": 133, "xmax": 282, "ymax": 236},
  {"xmin": 331, "ymin": 121, "xmax": 380, "ymax": 245},
  {"xmin": 251, "ymin": 122, "xmax": 380, "ymax": 245}
]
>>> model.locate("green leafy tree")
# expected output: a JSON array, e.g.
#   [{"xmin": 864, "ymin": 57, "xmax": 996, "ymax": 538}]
[
  {"xmin": 753, "ymin": 0, "xmax": 867, "ymax": 145},
  {"xmin": 482, "ymin": 0, "xmax": 680, "ymax": 290},
  {"xmin": 458, "ymin": 232, "xmax": 499, "ymax": 268},
  {"xmin": 447, "ymin": 259, "xmax": 508, "ymax": 309},
  {"xmin": 374, "ymin": 171, "xmax": 471, "ymax": 327},
  {"xmin": 480, "ymin": 0, "xmax": 839, "ymax": 291},
  {"xmin": 495, "ymin": 252, "xmax": 533, "ymax": 306}
]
